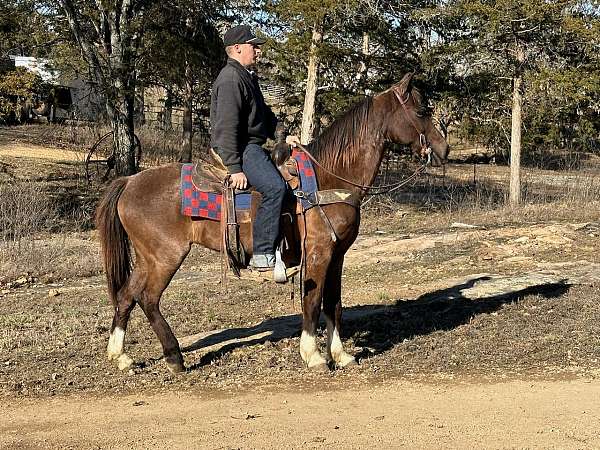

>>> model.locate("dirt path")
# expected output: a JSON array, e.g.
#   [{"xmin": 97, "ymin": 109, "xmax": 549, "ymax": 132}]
[
  {"xmin": 2, "ymin": 378, "xmax": 599, "ymax": 449},
  {"xmin": 0, "ymin": 142, "xmax": 83, "ymax": 161}
]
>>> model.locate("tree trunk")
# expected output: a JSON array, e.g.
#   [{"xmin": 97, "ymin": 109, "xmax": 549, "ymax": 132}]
[
  {"xmin": 300, "ymin": 27, "xmax": 322, "ymax": 145},
  {"xmin": 107, "ymin": 86, "xmax": 137, "ymax": 176},
  {"xmin": 358, "ymin": 32, "xmax": 369, "ymax": 94},
  {"xmin": 509, "ymin": 45, "xmax": 524, "ymax": 206},
  {"xmin": 179, "ymin": 58, "xmax": 193, "ymax": 163},
  {"xmin": 163, "ymin": 88, "xmax": 173, "ymax": 131}
]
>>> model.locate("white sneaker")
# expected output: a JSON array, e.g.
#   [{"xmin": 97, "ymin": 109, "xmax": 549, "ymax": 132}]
[{"xmin": 249, "ymin": 254, "xmax": 276, "ymax": 271}]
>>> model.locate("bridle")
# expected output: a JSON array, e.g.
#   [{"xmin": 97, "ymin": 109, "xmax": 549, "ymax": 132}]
[
  {"xmin": 392, "ymin": 87, "xmax": 432, "ymax": 162},
  {"xmin": 292, "ymin": 87, "xmax": 433, "ymax": 196}
]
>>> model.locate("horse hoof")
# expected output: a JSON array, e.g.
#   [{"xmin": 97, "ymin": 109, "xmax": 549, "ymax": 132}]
[
  {"xmin": 338, "ymin": 358, "xmax": 358, "ymax": 369},
  {"xmin": 166, "ymin": 358, "xmax": 185, "ymax": 374},
  {"xmin": 117, "ymin": 354, "xmax": 134, "ymax": 370},
  {"xmin": 166, "ymin": 362, "xmax": 185, "ymax": 374}
]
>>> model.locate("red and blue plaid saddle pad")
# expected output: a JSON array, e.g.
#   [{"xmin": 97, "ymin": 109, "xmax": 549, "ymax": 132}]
[
  {"xmin": 180, "ymin": 164, "xmax": 251, "ymax": 220},
  {"xmin": 292, "ymin": 149, "xmax": 318, "ymax": 210},
  {"xmin": 180, "ymin": 151, "xmax": 318, "ymax": 219}
]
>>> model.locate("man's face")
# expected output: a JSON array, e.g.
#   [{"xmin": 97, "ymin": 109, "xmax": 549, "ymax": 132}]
[{"xmin": 234, "ymin": 42, "xmax": 261, "ymax": 67}]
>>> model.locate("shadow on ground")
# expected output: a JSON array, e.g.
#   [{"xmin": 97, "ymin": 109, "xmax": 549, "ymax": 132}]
[{"xmin": 180, "ymin": 275, "xmax": 570, "ymax": 370}]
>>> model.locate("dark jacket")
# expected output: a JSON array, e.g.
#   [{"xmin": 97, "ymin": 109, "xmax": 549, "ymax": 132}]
[{"xmin": 210, "ymin": 58, "xmax": 277, "ymax": 173}]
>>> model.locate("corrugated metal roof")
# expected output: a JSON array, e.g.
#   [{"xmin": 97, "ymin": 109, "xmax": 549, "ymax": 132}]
[{"xmin": 9, "ymin": 55, "xmax": 58, "ymax": 82}]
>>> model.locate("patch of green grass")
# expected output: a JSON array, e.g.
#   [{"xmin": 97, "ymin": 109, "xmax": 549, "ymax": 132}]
[{"xmin": 377, "ymin": 291, "xmax": 391, "ymax": 302}]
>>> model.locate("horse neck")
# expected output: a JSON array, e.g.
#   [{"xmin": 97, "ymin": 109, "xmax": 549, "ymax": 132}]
[{"xmin": 315, "ymin": 98, "xmax": 388, "ymax": 193}]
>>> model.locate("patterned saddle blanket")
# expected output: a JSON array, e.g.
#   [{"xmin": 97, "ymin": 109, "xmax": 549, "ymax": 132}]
[
  {"xmin": 180, "ymin": 149, "xmax": 319, "ymax": 220},
  {"xmin": 181, "ymin": 164, "xmax": 252, "ymax": 220}
]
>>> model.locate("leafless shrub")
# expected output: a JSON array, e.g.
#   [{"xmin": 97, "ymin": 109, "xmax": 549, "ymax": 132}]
[
  {"xmin": 136, "ymin": 125, "xmax": 212, "ymax": 166},
  {"xmin": 0, "ymin": 181, "xmax": 55, "ymax": 278},
  {"xmin": 0, "ymin": 182, "xmax": 101, "ymax": 281},
  {"xmin": 0, "ymin": 181, "xmax": 54, "ymax": 244},
  {"xmin": 135, "ymin": 125, "xmax": 181, "ymax": 165},
  {"xmin": 363, "ymin": 162, "xmax": 600, "ymax": 233},
  {"xmin": 29, "ymin": 123, "xmax": 110, "ymax": 150}
]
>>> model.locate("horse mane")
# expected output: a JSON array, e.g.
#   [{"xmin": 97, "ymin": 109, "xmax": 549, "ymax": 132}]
[
  {"xmin": 307, "ymin": 96, "xmax": 374, "ymax": 170},
  {"xmin": 305, "ymin": 84, "xmax": 429, "ymax": 170}
]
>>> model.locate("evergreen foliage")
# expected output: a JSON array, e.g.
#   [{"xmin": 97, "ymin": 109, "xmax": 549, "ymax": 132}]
[
  {"xmin": 422, "ymin": 0, "xmax": 600, "ymax": 162},
  {"xmin": 0, "ymin": 0, "xmax": 597, "ymax": 167}
]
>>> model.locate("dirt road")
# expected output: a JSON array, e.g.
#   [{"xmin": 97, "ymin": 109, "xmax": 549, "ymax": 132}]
[{"xmin": 2, "ymin": 378, "xmax": 599, "ymax": 449}]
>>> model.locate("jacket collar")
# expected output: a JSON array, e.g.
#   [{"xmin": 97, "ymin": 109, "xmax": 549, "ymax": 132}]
[{"xmin": 227, "ymin": 58, "xmax": 256, "ymax": 82}]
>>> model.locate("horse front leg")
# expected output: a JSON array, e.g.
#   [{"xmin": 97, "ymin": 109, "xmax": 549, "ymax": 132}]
[
  {"xmin": 300, "ymin": 252, "xmax": 330, "ymax": 371},
  {"xmin": 322, "ymin": 258, "xmax": 356, "ymax": 368}
]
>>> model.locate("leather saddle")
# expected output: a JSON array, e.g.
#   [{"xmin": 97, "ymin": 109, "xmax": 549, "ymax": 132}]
[
  {"xmin": 191, "ymin": 144, "xmax": 359, "ymax": 281},
  {"xmin": 190, "ymin": 146, "xmax": 300, "ymax": 280},
  {"xmin": 191, "ymin": 145, "xmax": 299, "ymax": 195}
]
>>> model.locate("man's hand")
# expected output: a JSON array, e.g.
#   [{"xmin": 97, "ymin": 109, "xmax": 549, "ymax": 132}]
[
  {"xmin": 229, "ymin": 172, "xmax": 248, "ymax": 190},
  {"xmin": 286, "ymin": 135, "xmax": 301, "ymax": 147}
]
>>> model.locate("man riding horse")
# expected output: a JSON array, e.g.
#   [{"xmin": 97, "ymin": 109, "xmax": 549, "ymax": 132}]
[
  {"xmin": 97, "ymin": 25, "xmax": 449, "ymax": 372},
  {"xmin": 210, "ymin": 25, "xmax": 299, "ymax": 273}
]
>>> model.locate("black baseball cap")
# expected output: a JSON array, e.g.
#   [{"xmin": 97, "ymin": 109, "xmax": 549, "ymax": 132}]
[{"xmin": 223, "ymin": 25, "xmax": 267, "ymax": 46}]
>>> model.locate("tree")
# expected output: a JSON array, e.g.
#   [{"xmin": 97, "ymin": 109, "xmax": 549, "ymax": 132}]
[
  {"xmin": 56, "ymin": 0, "xmax": 150, "ymax": 175},
  {"xmin": 423, "ymin": 0, "xmax": 600, "ymax": 205},
  {"xmin": 0, "ymin": 67, "xmax": 43, "ymax": 124},
  {"xmin": 1, "ymin": 1, "xmax": 58, "ymax": 58},
  {"xmin": 263, "ymin": 0, "xmax": 424, "ymax": 142},
  {"xmin": 141, "ymin": 0, "xmax": 223, "ymax": 162}
]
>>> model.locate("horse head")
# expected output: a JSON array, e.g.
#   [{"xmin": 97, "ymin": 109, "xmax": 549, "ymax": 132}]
[{"xmin": 381, "ymin": 73, "xmax": 449, "ymax": 166}]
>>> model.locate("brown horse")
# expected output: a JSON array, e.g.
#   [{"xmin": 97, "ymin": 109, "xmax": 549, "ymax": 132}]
[{"xmin": 96, "ymin": 73, "xmax": 449, "ymax": 373}]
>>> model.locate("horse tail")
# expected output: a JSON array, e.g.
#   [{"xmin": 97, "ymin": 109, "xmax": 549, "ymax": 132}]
[{"xmin": 95, "ymin": 177, "xmax": 131, "ymax": 308}]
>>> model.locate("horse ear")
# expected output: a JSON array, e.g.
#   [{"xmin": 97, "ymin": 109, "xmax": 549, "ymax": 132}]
[
  {"xmin": 391, "ymin": 72, "xmax": 414, "ymax": 100},
  {"xmin": 397, "ymin": 72, "xmax": 414, "ymax": 95}
]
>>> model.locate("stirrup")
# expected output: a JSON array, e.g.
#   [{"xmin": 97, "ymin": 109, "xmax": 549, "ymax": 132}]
[
  {"xmin": 273, "ymin": 249, "xmax": 287, "ymax": 283},
  {"xmin": 242, "ymin": 266, "xmax": 298, "ymax": 283},
  {"xmin": 249, "ymin": 253, "xmax": 276, "ymax": 271}
]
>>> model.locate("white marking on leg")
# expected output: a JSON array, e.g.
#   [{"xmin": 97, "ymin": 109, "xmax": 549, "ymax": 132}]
[
  {"xmin": 326, "ymin": 317, "xmax": 356, "ymax": 368},
  {"xmin": 326, "ymin": 317, "xmax": 335, "ymax": 361},
  {"xmin": 107, "ymin": 327, "xmax": 125, "ymax": 360},
  {"xmin": 300, "ymin": 330, "xmax": 327, "ymax": 368}
]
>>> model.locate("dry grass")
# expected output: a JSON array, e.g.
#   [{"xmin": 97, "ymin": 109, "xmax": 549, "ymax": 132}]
[
  {"xmin": 2, "ymin": 138, "xmax": 600, "ymax": 395},
  {"xmin": 362, "ymin": 162, "xmax": 600, "ymax": 235},
  {"xmin": 0, "ymin": 123, "xmax": 211, "ymax": 166},
  {"xmin": 0, "ymin": 182, "xmax": 101, "ymax": 282},
  {"xmin": 3, "ymin": 125, "xmax": 600, "ymax": 283}
]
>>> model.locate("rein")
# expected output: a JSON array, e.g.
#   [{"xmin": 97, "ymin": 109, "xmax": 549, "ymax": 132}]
[
  {"xmin": 294, "ymin": 143, "xmax": 430, "ymax": 197},
  {"xmin": 292, "ymin": 87, "xmax": 435, "ymax": 197}
]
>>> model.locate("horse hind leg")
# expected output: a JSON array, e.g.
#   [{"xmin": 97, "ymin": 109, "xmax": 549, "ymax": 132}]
[
  {"xmin": 137, "ymin": 259, "xmax": 188, "ymax": 374},
  {"xmin": 107, "ymin": 267, "xmax": 145, "ymax": 370},
  {"xmin": 323, "ymin": 260, "xmax": 356, "ymax": 369}
]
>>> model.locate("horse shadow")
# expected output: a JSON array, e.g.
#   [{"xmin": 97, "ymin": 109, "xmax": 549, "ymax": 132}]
[
  {"xmin": 347, "ymin": 276, "xmax": 569, "ymax": 359},
  {"xmin": 181, "ymin": 275, "xmax": 570, "ymax": 371}
]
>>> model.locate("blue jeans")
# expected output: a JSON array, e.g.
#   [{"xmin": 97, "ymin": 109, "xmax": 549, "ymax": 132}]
[{"xmin": 242, "ymin": 144, "xmax": 286, "ymax": 255}]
